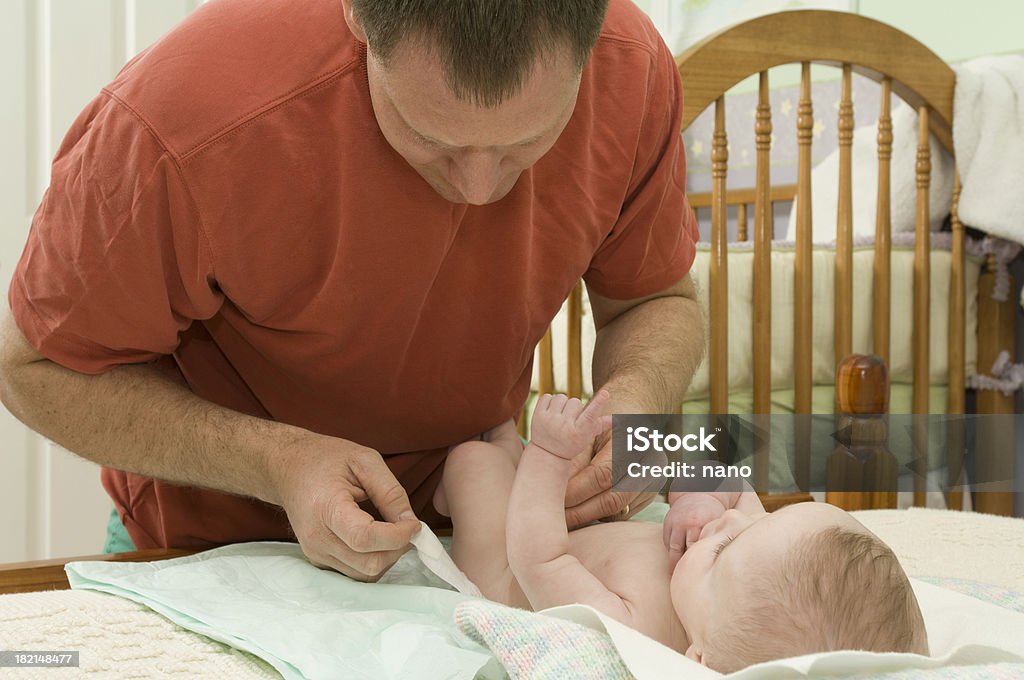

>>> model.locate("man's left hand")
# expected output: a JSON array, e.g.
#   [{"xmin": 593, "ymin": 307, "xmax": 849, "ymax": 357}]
[{"xmin": 564, "ymin": 429, "xmax": 656, "ymax": 528}]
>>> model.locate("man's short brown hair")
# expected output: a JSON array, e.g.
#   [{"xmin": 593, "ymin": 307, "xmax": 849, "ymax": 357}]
[{"xmin": 351, "ymin": 0, "xmax": 610, "ymax": 107}]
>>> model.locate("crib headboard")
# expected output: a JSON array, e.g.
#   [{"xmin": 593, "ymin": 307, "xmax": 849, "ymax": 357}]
[{"xmin": 531, "ymin": 10, "xmax": 1017, "ymax": 516}]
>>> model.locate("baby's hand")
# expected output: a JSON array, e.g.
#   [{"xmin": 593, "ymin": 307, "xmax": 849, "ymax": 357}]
[
  {"xmin": 530, "ymin": 390, "xmax": 613, "ymax": 460},
  {"xmin": 663, "ymin": 493, "xmax": 729, "ymax": 570}
]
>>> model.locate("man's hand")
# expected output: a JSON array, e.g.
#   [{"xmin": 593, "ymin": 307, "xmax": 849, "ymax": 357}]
[
  {"xmin": 268, "ymin": 432, "xmax": 422, "ymax": 581},
  {"xmin": 564, "ymin": 426, "xmax": 658, "ymax": 528},
  {"xmin": 662, "ymin": 493, "xmax": 729, "ymax": 571}
]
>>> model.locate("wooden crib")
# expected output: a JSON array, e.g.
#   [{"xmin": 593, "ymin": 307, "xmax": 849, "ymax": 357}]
[{"xmin": 528, "ymin": 10, "xmax": 1017, "ymax": 517}]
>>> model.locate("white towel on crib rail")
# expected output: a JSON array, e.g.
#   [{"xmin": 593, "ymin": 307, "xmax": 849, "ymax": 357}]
[
  {"xmin": 953, "ymin": 54, "xmax": 1024, "ymax": 242},
  {"xmin": 784, "ymin": 54, "xmax": 1024, "ymax": 249},
  {"xmin": 783, "ymin": 102, "xmax": 954, "ymax": 244}
]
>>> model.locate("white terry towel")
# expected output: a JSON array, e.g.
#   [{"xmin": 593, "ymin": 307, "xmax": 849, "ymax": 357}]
[{"xmin": 953, "ymin": 54, "xmax": 1024, "ymax": 243}]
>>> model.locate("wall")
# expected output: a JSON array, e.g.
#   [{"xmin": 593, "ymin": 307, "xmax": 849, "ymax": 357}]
[
  {"xmin": 859, "ymin": 0, "xmax": 1023, "ymax": 61},
  {"xmin": 1, "ymin": 0, "xmax": 204, "ymax": 564}
]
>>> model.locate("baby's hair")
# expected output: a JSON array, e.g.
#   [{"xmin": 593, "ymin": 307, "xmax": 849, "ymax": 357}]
[{"xmin": 705, "ymin": 526, "xmax": 928, "ymax": 673}]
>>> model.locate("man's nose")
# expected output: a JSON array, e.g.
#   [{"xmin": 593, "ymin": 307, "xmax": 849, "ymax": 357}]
[{"xmin": 450, "ymin": 150, "xmax": 502, "ymax": 205}]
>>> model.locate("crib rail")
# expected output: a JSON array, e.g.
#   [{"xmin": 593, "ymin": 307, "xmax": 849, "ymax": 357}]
[{"xmin": 527, "ymin": 10, "xmax": 1015, "ymax": 516}]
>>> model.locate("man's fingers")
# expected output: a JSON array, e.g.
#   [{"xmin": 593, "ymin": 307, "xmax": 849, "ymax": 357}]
[
  {"xmin": 565, "ymin": 489, "xmax": 627, "ymax": 528},
  {"xmin": 580, "ymin": 389, "xmax": 610, "ymax": 423},
  {"xmin": 565, "ymin": 459, "xmax": 613, "ymax": 507},
  {"xmin": 629, "ymin": 492, "xmax": 657, "ymax": 516},
  {"xmin": 312, "ymin": 539, "xmax": 411, "ymax": 582},
  {"xmin": 354, "ymin": 455, "xmax": 419, "ymax": 524},
  {"xmin": 328, "ymin": 497, "xmax": 421, "ymax": 553}
]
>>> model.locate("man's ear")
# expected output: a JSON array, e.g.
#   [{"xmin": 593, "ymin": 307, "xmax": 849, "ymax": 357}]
[
  {"xmin": 339, "ymin": 0, "xmax": 368, "ymax": 43},
  {"xmin": 684, "ymin": 643, "xmax": 705, "ymax": 665}
]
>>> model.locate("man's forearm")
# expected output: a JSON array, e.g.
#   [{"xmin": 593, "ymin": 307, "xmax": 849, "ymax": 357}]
[
  {"xmin": 0, "ymin": 357, "xmax": 304, "ymax": 505},
  {"xmin": 591, "ymin": 293, "xmax": 703, "ymax": 414}
]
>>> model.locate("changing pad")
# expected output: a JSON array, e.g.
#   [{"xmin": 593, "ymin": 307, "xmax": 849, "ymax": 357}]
[
  {"xmin": 62, "ymin": 507, "xmax": 1024, "ymax": 680},
  {"xmin": 66, "ymin": 538, "xmax": 501, "ymax": 680}
]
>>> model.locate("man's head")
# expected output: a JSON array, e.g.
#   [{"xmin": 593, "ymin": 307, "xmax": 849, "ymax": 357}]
[
  {"xmin": 671, "ymin": 503, "xmax": 928, "ymax": 672},
  {"xmin": 342, "ymin": 0, "xmax": 609, "ymax": 205}
]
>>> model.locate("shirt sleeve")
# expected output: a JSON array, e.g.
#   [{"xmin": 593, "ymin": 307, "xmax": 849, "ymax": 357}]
[
  {"xmin": 583, "ymin": 35, "xmax": 699, "ymax": 300},
  {"xmin": 8, "ymin": 91, "xmax": 222, "ymax": 374}
]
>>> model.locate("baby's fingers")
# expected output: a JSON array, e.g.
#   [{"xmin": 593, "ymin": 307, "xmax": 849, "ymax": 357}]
[
  {"xmin": 563, "ymin": 397, "xmax": 585, "ymax": 419},
  {"xmin": 665, "ymin": 523, "xmax": 686, "ymax": 573}
]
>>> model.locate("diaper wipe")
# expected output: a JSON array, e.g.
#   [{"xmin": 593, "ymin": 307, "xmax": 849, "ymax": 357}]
[{"xmin": 407, "ymin": 521, "xmax": 484, "ymax": 598}]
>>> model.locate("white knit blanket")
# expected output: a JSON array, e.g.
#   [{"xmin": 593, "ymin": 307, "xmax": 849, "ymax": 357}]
[
  {"xmin": 0, "ymin": 588, "xmax": 280, "ymax": 678},
  {"xmin": 851, "ymin": 507, "xmax": 1024, "ymax": 592},
  {"xmin": 0, "ymin": 507, "xmax": 1020, "ymax": 678}
]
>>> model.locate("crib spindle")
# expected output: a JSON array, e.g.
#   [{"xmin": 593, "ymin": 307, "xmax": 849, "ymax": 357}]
[
  {"xmin": 525, "ymin": 326, "xmax": 558, "ymax": 436},
  {"xmin": 947, "ymin": 171, "xmax": 965, "ymax": 511},
  {"xmin": 793, "ymin": 62, "xmax": 814, "ymax": 492},
  {"xmin": 752, "ymin": 72, "xmax": 772, "ymax": 490},
  {"xmin": 737, "ymin": 203, "xmax": 748, "ymax": 242},
  {"xmin": 912, "ymin": 106, "xmax": 932, "ymax": 507},
  {"xmin": 873, "ymin": 77, "xmax": 893, "ymax": 366},
  {"xmin": 794, "ymin": 63, "xmax": 813, "ymax": 417},
  {"xmin": 753, "ymin": 72, "xmax": 772, "ymax": 415},
  {"xmin": 835, "ymin": 64, "xmax": 854, "ymax": 376},
  {"xmin": 710, "ymin": 96, "xmax": 729, "ymax": 415},
  {"xmin": 538, "ymin": 328, "xmax": 554, "ymax": 395},
  {"xmin": 567, "ymin": 281, "xmax": 583, "ymax": 399}
]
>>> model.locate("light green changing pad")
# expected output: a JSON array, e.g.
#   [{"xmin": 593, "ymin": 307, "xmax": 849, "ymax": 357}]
[{"xmin": 67, "ymin": 541, "xmax": 502, "ymax": 680}]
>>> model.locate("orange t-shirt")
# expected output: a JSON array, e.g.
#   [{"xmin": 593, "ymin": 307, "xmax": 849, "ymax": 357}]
[{"xmin": 9, "ymin": 0, "xmax": 697, "ymax": 549}]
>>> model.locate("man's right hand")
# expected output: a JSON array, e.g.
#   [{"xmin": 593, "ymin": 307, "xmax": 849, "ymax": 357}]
[{"xmin": 268, "ymin": 432, "xmax": 422, "ymax": 581}]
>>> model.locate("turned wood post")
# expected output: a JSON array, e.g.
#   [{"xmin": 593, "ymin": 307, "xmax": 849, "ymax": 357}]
[{"xmin": 827, "ymin": 355, "xmax": 897, "ymax": 510}]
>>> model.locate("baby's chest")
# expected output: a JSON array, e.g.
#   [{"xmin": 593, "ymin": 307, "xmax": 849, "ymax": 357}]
[{"xmin": 569, "ymin": 523, "xmax": 679, "ymax": 643}]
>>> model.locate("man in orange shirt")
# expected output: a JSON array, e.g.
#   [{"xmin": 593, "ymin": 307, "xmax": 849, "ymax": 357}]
[{"xmin": 0, "ymin": 0, "xmax": 702, "ymax": 581}]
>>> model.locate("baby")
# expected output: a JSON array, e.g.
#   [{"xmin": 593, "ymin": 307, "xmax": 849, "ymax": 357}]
[{"xmin": 433, "ymin": 390, "xmax": 929, "ymax": 673}]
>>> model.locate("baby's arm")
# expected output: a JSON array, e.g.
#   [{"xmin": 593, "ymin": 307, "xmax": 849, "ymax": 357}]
[{"xmin": 507, "ymin": 391, "xmax": 634, "ymax": 623}]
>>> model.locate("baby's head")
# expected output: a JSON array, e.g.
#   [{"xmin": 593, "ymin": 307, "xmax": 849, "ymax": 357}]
[{"xmin": 670, "ymin": 502, "xmax": 928, "ymax": 673}]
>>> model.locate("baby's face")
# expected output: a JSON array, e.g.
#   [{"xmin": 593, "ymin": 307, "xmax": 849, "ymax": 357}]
[{"xmin": 669, "ymin": 502, "xmax": 867, "ymax": 662}]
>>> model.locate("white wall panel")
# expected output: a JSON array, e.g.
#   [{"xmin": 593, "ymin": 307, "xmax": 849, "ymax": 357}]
[
  {"xmin": 49, "ymin": 0, "xmax": 119, "ymax": 152},
  {"xmin": 133, "ymin": 1, "xmax": 200, "ymax": 57},
  {"xmin": 0, "ymin": 0, "xmax": 34, "ymax": 564},
  {"xmin": 1, "ymin": 0, "xmax": 199, "ymax": 562}
]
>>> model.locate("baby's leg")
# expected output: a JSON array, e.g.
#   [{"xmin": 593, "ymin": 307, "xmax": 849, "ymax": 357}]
[{"xmin": 435, "ymin": 424, "xmax": 528, "ymax": 607}]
